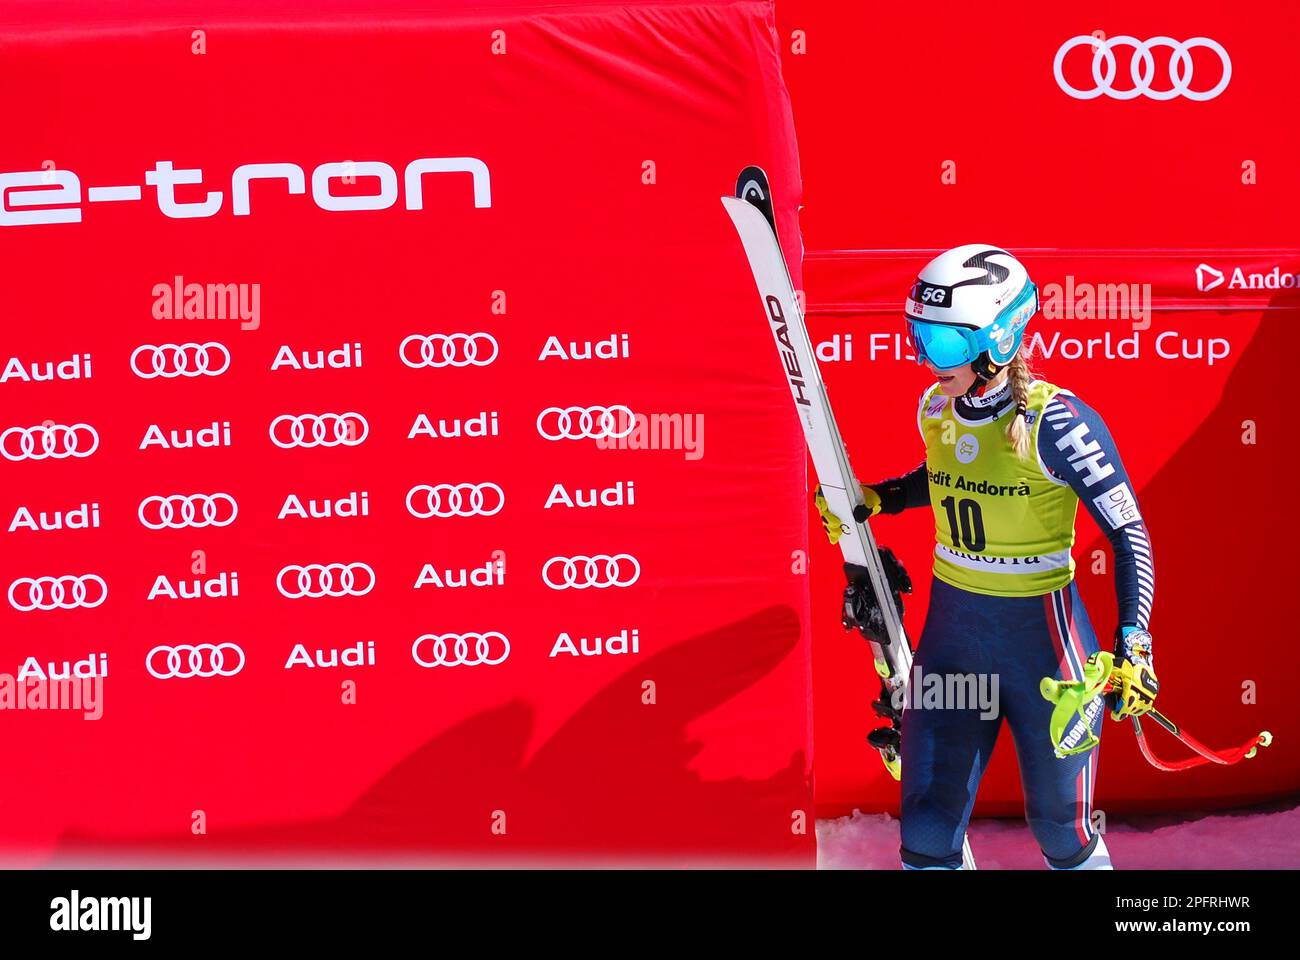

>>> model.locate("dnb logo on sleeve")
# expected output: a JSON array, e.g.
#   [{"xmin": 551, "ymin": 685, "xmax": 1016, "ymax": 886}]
[{"xmin": 1092, "ymin": 481, "xmax": 1141, "ymax": 530}]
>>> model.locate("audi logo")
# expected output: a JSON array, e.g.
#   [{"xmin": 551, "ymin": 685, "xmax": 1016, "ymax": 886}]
[
  {"xmin": 146, "ymin": 643, "xmax": 245, "ymax": 678},
  {"xmin": 405, "ymin": 483, "xmax": 505, "ymax": 518},
  {"xmin": 1054, "ymin": 35, "xmax": 1231, "ymax": 101},
  {"xmin": 8, "ymin": 574, "xmax": 108, "ymax": 611},
  {"xmin": 1, "ymin": 423, "xmax": 99, "ymax": 461},
  {"xmin": 269, "ymin": 413, "xmax": 369, "ymax": 448},
  {"xmin": 412, "ymin": 632, "xmax": 511, "ymax": 667},
  {"xmin": 130, "ymin": 342, "xmax": 231, "ymax": 378},
  {"xmin": 541, "ymin": 554, "xmax": 640, "ymax": 590},
  {"xmin": 138, "ymin": 493, "xmax": 238, "ymax": 529},
  {"xmin": 536, "ymin": 405, "xmax": 636, "ymax": 441},
  {"xmin": 276, "ymin": 562, "xmax": 376, "ymax": 598},
  {"xmin": 399, "ymin": 333, "xmax": 499, "ymax": 368}
]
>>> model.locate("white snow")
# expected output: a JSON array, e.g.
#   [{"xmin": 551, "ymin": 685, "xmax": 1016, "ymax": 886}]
[{"xmin": 817, "ymin": 802, "xmax": 1300, "ymax": 869}]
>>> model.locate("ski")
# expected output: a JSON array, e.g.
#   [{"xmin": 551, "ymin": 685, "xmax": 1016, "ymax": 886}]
[{"xmin": 722, "ymin": 166, "xmax": 976, "ymax": 870}]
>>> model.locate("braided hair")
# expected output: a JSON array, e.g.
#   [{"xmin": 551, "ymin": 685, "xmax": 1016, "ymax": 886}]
[{"xmin": 1004, "ymin": 349, "xmax": 1036, "ymax": 460}]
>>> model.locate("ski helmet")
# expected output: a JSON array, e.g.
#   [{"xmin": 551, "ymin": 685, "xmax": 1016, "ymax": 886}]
[{"xmin": 904, "ymin": 244, "xmax": 1038, "ymax": 380}]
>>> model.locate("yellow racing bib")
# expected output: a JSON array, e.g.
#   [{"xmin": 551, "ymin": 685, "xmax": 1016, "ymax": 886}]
[{"xmin": 919, "ymin": 380, "xmax": 1080, "ymax": 597}]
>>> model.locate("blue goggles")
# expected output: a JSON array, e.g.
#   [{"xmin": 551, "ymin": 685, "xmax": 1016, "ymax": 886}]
[
  {"xmin": 906, "ymin": 281, "xmax": 1038, "ymax": 370},
  {"xmin": 906, "ymin": 319, "xmax": 984, "ymax": 371}
]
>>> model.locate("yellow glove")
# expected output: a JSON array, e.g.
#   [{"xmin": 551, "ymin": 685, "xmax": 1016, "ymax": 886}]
[
  {"xmin": 814, "ymin": 487, "xmax": 845, "ymax": 545},
  {"xmin": 813, "ymin": 485, "xmax": 881, "ymax": 546},
  {"xmin": 1109, "ymin": 628, "xmax": 1158, "ymax": 719},
  {"xmin": 1109, "ymin": 658, "xmax": 1159, "ymax": 719}
]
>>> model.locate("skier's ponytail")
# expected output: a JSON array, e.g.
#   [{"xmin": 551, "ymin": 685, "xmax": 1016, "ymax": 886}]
[{"xmin": 1005, "ymin": 351, "xmax": 1035, "ymax": 460}]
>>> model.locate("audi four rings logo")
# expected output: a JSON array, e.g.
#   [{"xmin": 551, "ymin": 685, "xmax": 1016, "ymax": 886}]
[
  {"xmin": 399, "ymin": 333, "xmax": 499, "ymax": 368},
  {"xmin": 138, "ymin": 493, "xmax": 238, "ymax": 529},
  {"xmin": 412, "ymin": 632, "xmax": 511, "ymax": 667},
  {"xmin": 542, "ymin": 554, "xmax": 640, "ymax": 590},
  {"xmin": 536, "ymin": 405, "xmax": 636, "ymax": 440},
  {"xmin": 276, "ymin": 562, "xmax": 376, "ymax": 598},
  {"xmin": 146, "ymin": 643, "xmax": 245, "ymax": 678},
  {"xmin": 269, "ymin": 412, "xmax": 369, "ymax": 448},
  {"xmin": 130, "ymin": 342, "xmax": 231, "ymax": 378},
  {"xmin": 1054, "ymin": 36, "xmax": 1231, "ymax": 101},
  {"xmin": 8, "ymin": 574, "xmax": 108, "ymax": 611},
  {"xmin": 1, "ymin": 423, "xmax": 99, "ymax": 461},
  {"xmin": 405, "ymin": 483, "xmax": 505, "ymax": 518}
]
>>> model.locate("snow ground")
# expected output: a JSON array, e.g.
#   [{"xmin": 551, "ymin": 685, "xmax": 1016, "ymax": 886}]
[{"xmin": 817, "ymin": 801, "xmax": 1300, "ymax": 869}]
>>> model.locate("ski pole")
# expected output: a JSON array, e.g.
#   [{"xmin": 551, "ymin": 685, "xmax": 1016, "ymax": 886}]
[
  {"xmin": 1039, "ymin": 651, "xmax": 1272, "ymax": 771},
  {"xmin": 1129, "ymin": 710, "xmax": 1272, "ymax": 772}
]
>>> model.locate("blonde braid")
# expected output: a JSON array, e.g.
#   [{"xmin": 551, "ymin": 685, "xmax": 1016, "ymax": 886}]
[{"xmin": 1004, "ymin": 351, "xmax": 1036, "ymax": 459}]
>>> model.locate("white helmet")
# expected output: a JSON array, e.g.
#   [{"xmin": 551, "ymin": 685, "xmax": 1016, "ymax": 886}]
[{"xmin": 904, "ymin": 244, "xmax": 1038, "ymax": 377}]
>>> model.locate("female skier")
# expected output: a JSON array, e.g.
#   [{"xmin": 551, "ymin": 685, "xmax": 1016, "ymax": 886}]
[{"xmin": 817, "ymin": 245, "xmax": 1159, "ymax": 870}]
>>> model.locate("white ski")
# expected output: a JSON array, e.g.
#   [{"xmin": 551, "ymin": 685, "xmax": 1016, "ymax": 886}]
[{"xmin": 722, "ymin": 166, "xmax": 975, "ymax": 870}]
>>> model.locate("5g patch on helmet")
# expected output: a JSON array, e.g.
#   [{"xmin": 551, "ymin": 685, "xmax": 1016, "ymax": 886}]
[{"xmin": 910, "ymin": 280, "xmax": 952, "ymax": 308}]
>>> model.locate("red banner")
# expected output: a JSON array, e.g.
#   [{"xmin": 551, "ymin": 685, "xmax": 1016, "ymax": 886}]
[
  {"xmin": 776, "ymin": 0, "xmax": 1300, "ymax": 815},
  {"xmin": 0, "ymin": 0, "xmax": 813, "ymax": 865}
]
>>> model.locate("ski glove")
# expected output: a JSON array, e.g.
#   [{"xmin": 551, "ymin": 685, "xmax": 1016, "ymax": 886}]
[
  {"xmin": 814, "ymin": 487, "xmax": 845, "ymax": 545},
  {"xmin": 1109, "ymin": 627, "xmax": 1158, "ymax": 720},
  {"xmin": 814, "ymin": 485, "xmax": 881, "ymax": 546}
]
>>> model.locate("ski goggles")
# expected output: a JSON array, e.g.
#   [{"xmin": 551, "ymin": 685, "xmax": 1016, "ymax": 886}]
[
  {"xmin": 906, "ymin": 319, "xmax": 985, "ymax": 371},
  {"xmin": 906, "ymin": 280, "xmax": 1038, "ymax": 370}
]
